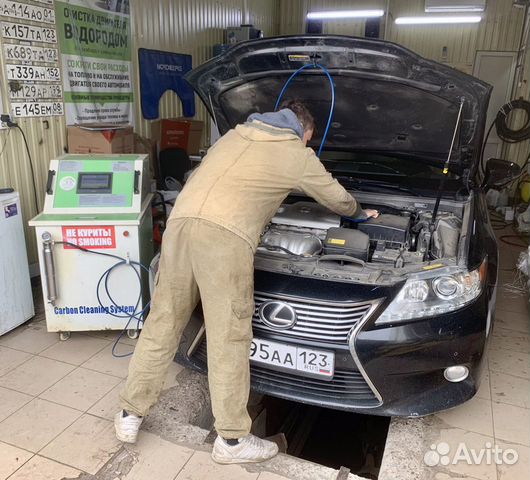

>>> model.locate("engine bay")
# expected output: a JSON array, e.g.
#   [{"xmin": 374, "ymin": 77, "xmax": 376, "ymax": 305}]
[{"xmin": 258, "ymin": 200, "xmax": 463, "ymax": 268}]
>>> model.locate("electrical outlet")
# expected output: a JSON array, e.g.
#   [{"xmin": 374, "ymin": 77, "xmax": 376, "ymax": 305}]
[{"xmin": 0, "ymin": 114, "xmax": 17, "ymax": 127}]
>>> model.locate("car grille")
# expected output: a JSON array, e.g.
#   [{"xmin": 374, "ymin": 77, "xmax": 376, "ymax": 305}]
[
  {"xmin": 191, "ymin": 339, "xmax": 379, "ymax": 408},
  {"xmin": 253, "ymin": 292, "xmax": 377, "ymax": 344}
]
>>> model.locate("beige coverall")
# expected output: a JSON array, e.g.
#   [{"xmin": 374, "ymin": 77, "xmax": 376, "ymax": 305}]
[{"xmin": 120, "ymin": 120, "xmax": 361, "ymax": 439}]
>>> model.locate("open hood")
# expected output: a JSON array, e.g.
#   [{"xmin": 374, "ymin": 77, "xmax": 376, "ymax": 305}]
[{"xmin": 185, "ymin": 35, "xmax": 491, "ymax": 173}]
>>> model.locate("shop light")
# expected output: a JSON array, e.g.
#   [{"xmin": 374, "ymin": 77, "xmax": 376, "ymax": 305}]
[
  {"xmin": 424, "ymin": 0, "xmax": 486, "ymax": 13},
  {"xmin": 395, "ymin": 15, "xmax": 482, "ymax": 24},
  {"xmin": 307, "ymin": 10, "xmax": 385, "ymax": 20},
  {"xmin": 425, "ymin": 5, "xmax": 485, "ymax": 12}
]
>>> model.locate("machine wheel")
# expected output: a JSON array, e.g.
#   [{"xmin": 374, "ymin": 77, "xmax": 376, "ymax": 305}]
[
  {"xmin": 59, "ymin": 332, "xmax": 71, "ymax": 341},
  {"xmin": 127, "ymin": 329, "xmax": 139, "ymax": 340}
]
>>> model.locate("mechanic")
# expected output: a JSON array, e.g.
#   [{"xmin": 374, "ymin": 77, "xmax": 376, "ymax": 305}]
[{"xmin": 115, "ymin": 100, "xmax": 379, "ymax": 464}]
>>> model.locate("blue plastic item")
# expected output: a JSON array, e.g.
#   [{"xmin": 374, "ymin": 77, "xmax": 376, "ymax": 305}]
[{"xmin": 342, "ymin": 215, "xmax": 370, "ymax": 223}]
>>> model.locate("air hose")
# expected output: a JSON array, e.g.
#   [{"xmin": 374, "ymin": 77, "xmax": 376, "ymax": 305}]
[
  {"xmin": 480, "ymin": 99, "xmax": 530, "ymax": 174},
  {"xmin": 56, "ymin": 241, "xmax": 151, "ymax": 357},
  {"xmin": 495, "ymin": 99, "xmax": 530, "ymax": 143},
  {"xmin": 274, "ymin": 63, "xmax": 335, "ymax": 156}
]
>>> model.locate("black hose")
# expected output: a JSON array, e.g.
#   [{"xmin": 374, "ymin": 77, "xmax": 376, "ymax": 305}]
[
  {"xmin": 479, "ymin": 120, "xmax": 496, "ymax": 175},
  {"xmin": 499, "ymin": 234, "xmax": 529, "ymax": 248},
  {"xmin": 480, "ymin": 100, "xmax": 530, "ymax": 175},
  {"xmin": 495, "ymin": 99, "xmax": 530, "ymax": 143}
]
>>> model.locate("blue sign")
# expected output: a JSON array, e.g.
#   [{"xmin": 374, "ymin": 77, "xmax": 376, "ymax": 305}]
[{"xmin": 138, "ymin": 48, "xmax": 195, "ymax": 119}]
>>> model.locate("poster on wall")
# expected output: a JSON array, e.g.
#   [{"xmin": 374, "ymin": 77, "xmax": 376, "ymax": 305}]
[
  {"xmin": 55, "ymin": 0, "xmax": 133, "ymax": 125},
  {"xmin": 138, "ymin": 48, "xmax": 195, "ymax": 120}
]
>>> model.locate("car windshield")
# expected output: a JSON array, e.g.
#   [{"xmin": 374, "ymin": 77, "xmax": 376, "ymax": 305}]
[
  {"xmin": 320, "ymin": 151, "xmax": 454, "ymax": 178},
  {"xmin": 318, "ymin": 151, "xmax": 463, "ymax": 197}
]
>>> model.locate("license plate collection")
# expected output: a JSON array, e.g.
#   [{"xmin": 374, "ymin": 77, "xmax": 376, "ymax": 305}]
[{"xmin": 250, "ymin": 337, "xmax": 335, "ymax": 379}]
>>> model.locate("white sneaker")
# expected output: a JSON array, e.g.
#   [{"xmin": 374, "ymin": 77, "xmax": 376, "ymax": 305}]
[
  {"xmin": 114, "ymin": 410, "xmax": 143, "ymax": 444},
  {"xmin": 212, "ymin": 434, "xmax": 279, "ymax": 464}
]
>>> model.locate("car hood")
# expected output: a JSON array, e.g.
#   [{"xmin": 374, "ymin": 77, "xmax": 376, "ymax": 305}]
[{"xmin": 185, "ymin": 35, "xmax": 492, "ymax": 173}]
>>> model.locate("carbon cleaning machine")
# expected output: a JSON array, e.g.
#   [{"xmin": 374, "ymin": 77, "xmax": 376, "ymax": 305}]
[{"xmin": 30, "ymin": 154, "xmax": 154, "ymax": 340}]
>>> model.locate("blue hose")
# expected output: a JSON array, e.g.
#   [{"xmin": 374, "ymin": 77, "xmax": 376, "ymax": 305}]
[
  {"xmin": 274, "ymin": 63, "xmax": 335, "ymax": 156},
  {"xmin": 342, "ymin": 216, "xmax": 369, "ymax": 223}
]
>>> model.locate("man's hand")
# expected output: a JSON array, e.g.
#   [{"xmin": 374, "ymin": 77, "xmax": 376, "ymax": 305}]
[{"xmin": 364, "ymin": 209, "xmax": 379, "ymax": 219}]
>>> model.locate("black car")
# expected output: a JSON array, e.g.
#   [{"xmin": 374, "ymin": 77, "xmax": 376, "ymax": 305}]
[{"xmin": 174, "ymin": 35, "xmax": 518, "ymax": 416}]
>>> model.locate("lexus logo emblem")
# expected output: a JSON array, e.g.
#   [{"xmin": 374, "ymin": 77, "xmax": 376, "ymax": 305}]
[{"xmin": 258, "ymin": 301, "xmax": 297, "ymax": 330}]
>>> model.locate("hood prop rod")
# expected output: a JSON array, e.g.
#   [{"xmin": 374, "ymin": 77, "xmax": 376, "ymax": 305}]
[{"xmin": 430, "ymin": 98, "xmax": 465, "ymax": 229}]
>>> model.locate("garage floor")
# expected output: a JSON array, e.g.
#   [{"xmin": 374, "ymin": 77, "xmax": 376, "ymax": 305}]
[
  {"xmin": 0, "ymin": 311, "xmax": 299, "ymax": 480},
  {"xmin": 380, "ymin": 225, "xmax": 529, "ymax": 480},
  {"xmin": 0, "ymin": 297, "xmax": 353, "ymax": 480},
  {"xmin": 0, "ymin": 226, "xmax": 527, "ymax": 480}
]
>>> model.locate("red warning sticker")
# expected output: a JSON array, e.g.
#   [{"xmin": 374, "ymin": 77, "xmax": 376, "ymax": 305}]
[{"xmin": 62, "ymin": 226, "xmax": 116, "ymax": 249}]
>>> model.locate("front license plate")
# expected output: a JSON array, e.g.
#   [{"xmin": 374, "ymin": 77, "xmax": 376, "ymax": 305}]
[{"xmin": 250, "ymin": 337, "xmax": 335, "ymax": 379}]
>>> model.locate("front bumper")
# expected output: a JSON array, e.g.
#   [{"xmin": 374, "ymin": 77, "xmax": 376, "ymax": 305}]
[
  {"xmin": 175, "ymin": 272, "xmax": 491, "ymax": 417},
  {"xmin": 355, "ymin": 288, "xmax": 490, "ymax": 416}
]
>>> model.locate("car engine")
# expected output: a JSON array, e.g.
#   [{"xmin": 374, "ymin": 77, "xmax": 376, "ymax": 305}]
[{"xmin": 258, "ymin": 201, "xmax": 462, "ymax": 267}]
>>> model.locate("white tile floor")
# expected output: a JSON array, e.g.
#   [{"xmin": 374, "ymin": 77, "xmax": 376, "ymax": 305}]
[
  {"xmin": 0, "ymin": 226, "xmax": 527, "ymax": 480},
  {"xmin": 0, "ymin": 309, "xmax": 288, "ymax": 479},
  {"xmin": 427, "ymin": 227, "xmax": 530, "ymax": 480}
]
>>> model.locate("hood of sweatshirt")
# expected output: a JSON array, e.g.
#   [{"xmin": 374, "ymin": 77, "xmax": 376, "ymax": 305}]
[{"xmin": 246, "ymin": 109, "xmax": 304, "ymax": 139}]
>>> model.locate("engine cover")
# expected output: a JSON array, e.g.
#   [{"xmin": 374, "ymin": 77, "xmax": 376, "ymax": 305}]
[
  {"xmin": 271, "ymin": 202, "xmax": 340, "ymax": 230},
  {"xmin": 260, "ymin": 228, "xmax": 322, "ymax": 256}
]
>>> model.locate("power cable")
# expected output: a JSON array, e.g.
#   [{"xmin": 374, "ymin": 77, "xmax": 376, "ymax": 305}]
[
  {"xmin": 0, "ymin": 128, "xmax": 11, "ymax": 158},
  {"xmin": 15, "ymin": 124, "xmax": 40, "ymax": 214},
  {"xmin": 0, "ymin": 115, "xmax": 40, "ymax": 213}
]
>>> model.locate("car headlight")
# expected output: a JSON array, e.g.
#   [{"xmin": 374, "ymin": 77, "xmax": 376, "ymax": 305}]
[{"xmin": 376, "ymin": 259, "xmax": 487, "ymax": 325}]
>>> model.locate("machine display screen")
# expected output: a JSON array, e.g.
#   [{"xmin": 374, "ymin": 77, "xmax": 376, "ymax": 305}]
[{"xmin": 77, "ymin": 173, "xmax": 113, "ymax": 194}]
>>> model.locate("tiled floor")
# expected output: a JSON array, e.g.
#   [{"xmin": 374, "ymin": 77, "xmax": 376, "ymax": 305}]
[
  {"xmin": 421, "ymin": 227, "xmax": 530, "ymax": 480},
  {"xmin": 0, "ymin": 227, "xmax": 528, "ymax": 480},
  {"xmin": 0, "ymin": 305, "xmax": 290, "ymax": 479}
]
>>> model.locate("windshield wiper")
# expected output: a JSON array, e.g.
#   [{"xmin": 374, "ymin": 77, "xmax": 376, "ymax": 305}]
[{"xmin": 335, "ymin": 176, "xmax": 421, "ymax": 196}]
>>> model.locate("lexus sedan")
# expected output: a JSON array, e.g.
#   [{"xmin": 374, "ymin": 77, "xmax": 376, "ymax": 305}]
[{"xmin": 172, "ymin": 35, "xmax": 516, "ymax": 416}]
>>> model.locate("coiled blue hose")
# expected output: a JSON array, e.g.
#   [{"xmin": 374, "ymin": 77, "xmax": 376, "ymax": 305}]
[{"xmin": 274, "ymin": 63, "xmax": 335, "ymax": 156}]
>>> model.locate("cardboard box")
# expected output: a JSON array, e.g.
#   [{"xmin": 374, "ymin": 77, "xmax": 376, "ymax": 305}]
[
  {"xmin": 151, "ymin": 118, "xmax": 204, "ymax": 154},
  {"xmin": 134, "ymin": 133, "xmax": 158, "ymax": 179},
  {"xmin": 67, "ymin": 124, "xmax": 135, "ymax": 154}
]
